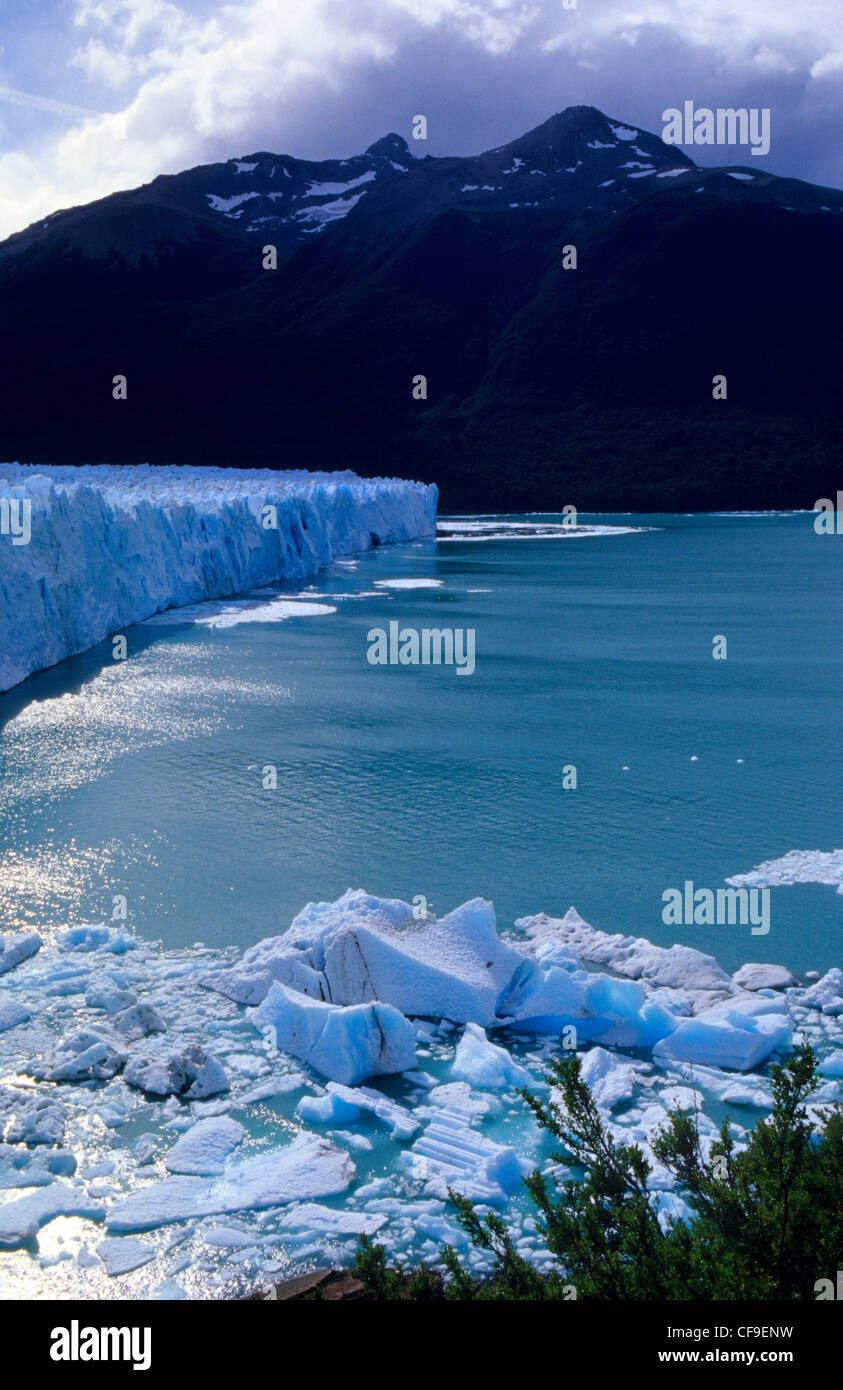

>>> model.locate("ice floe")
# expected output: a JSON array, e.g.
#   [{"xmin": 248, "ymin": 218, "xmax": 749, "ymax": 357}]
[
  {"xmin": 727, "ymin": 849, "xmax": 843, "ymax": 895},
  {"xmin": 251, "ymin": 985, "xmax": 417, "ymax": 1085},
  {"xmin": 0, "ymin": 888, "xmax": 835, "ymax": 1295},
  {"xmin": 107, "ymin": 1135, "xmax": 355, "ymax": 1232}
]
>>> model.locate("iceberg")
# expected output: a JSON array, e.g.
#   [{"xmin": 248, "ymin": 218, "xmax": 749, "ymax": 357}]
[
  {"xmin": 0, "ymin": 999, "xmax": 30, "ymax": 1034},
  {"xmin": 322, "ymin": 1082, "xmax": 419, "ymax": 1139},
  {"xmin": 0, "ymin": 1184, "xmax": 105, "ymax": 1248},
  {"xmin": 451, "ymin": 1023, "xmax": 533, "ymax": 1090},
  {"xmin": 164, "ymin": 1117, "xmax": 246, "ymax": 1175},
  {"xmin": 124, "ymin": 1045, "xmax": 229, "ymax": 1099},
  {"xmin": 517, "ymin": 907, "xmax": 735, "ymax": 1007},
  {"xmin": 0, "ymin": 1086, "xmax": 67, "ymax": 1145},
  {"xmin": 32, "ymin": 1026, "xmax": 128, "ymax": 1083},
  {"xmin": 407, "ymin": 1107, "xmax": 532, "ymax": 1203},
  {"xmin": 653, "ymin": 997, "xmax": 791, "ymax": 1071},
  {"xmin": 497, "ymin": 938, "xmax": 677, "ymax": 1048},
  {"xmin": 577, "ymin": 1046, "xmax": 651, "ymax": 1109},
  {"xmin": 211, "ymin": 890, "xmax": 525, "ymax": 1026},
  {"xmin": 106, "ymin": 1134, "xmax": 355, "ymax": 1232},
  {"xmin": 0, "ymin": 463, "xmax": 437, "ymax": 692},
  {"xmin": 250, "ymin": 982, "xmax": 417, "ymax": 1085},
  {"xmin": 0, "ymin": 932, "xmax": 41, "ymax": 976},
  {"xmin": 322, "ymin": 898, "xmax": 522, "ymax": 1025},
  {"xmin": 801, "ymin": 969, "xmax": 843, "ymax": 1015},
  {"xmin": 209, "ymin": 892, "xmax": 790, "ymax": 1071}
]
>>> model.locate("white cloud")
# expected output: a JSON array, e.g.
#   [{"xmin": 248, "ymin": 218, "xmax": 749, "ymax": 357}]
[
  {"xmin": 811, "ymin": 50, "xmax": 843, "ymax": 80},
  {"xmin": 0, "ymin": 83, "xmax": 96, "ymax": 118}
]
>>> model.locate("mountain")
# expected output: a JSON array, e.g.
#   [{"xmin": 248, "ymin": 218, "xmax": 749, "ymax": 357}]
[{"xmin": 1, "ymin": 106, "xmax": 840, "ymax": 510}]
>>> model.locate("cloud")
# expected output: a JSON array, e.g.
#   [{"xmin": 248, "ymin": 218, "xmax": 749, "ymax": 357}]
[
  {"xmin": 0, "ymin": 83, "xmax": 97, "ymax": 119},
  {"xmin": 0, "ymin": 0, "xmax": 839, "ymax": 240}
]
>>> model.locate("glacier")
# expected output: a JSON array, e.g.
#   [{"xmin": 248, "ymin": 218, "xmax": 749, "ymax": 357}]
[{"xmin": 0, "ymin": 463, "xmax": 437, "ymax": 693}]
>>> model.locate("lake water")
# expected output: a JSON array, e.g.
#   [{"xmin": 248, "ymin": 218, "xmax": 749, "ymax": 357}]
[
  {"xmin": 1, "ymin": 510, "xmax": 841, "ymax": 1299},
  {"xmin": 1, "ymin": 512, "xmax": 840, "ymax": 976}
]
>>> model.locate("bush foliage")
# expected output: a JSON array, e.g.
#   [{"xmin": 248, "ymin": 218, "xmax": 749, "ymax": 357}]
[{"xmin": 353, "ymin": 1041, "xmax": 843, "ymax": 1300}]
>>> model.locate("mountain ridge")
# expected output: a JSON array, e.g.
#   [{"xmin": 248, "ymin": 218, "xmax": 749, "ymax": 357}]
[{"xmin": 0, "ymin": 105, "xmax": 840, "ymax": 510}]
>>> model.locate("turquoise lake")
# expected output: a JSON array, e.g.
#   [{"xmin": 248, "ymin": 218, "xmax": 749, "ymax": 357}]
[{"xmin": 1, "ymin": 512, "xmax": 840, "ymax": 978}]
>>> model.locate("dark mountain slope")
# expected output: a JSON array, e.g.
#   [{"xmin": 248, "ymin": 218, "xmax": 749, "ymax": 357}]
[{"xmin": 0, "ymin": 106, "xmax": 840, "ymax": 509}]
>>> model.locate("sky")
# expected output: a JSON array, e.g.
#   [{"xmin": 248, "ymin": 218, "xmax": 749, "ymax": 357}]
[{"xmin": 0, "ymin": 0, "xmax": 840, "ymax": 239}]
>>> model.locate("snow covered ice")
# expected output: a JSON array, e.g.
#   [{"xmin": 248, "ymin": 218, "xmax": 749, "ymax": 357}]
[
  {"xmin": 0, "ymin": 887, "xmax": 839, "ymax": 1298},
  {"xmin": 0, "ymin": 463, "xmax": 437, "ymax": 692}
]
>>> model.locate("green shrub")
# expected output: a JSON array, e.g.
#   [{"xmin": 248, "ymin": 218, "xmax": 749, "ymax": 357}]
[{"xmin": 354, "ymin": 1041, "xmax": 843, "ymax": 1300}]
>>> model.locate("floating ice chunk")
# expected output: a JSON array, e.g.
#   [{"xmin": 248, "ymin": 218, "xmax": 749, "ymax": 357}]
[
  {"xmin": 196, "ymin": 598, "xmax": 336, "ymax": 627},
  {"xmin": 719, "ymin": 1080, "xmax": 773, "ymax": 1107},
  {"xmin": 59, "ymin": 926, "xmax": 112, "ymax": 952},
  {"xmin": 0, "ymin": 931, "xmax": 41, "ymax": 975},
  {"xmin": 276, "ymin": 1203, "xmax": 387, "ymax": 1237},
  {"xmin": 238, "ymin": 1073, "xmax": 307, "ymax": 1105},
  {"xmin": 0, "ymin": 1146, "xmax": 76, "ymax": 1189},
  {"xmin": 111, "ymin": 1003, "xmax": 167, "ymax": 1041},
  {"xmin": 251, "ymin": 982, "xmax": 416, "ymax": 1085},
  {"xmin": 727, "ymin": 849, "xmax": 843, "ymax": 895},
  {"xmin": 204, "ymin": 1226, "xmax": 252, "ymax": 1248},
  {"xmin": 451, "ymin": 1023, "xmax": 532, "ymax": 1090},
  {"xmin": 424, "ymin": 1082, "xmax": 499, "ymax": 1123},
  {"xmin": 107, "ymin": 1134, "xmax": 355, "ymax": 1231},
  {"xmin": 57, "ymin": 925, "xmax": 136, "ymax": 953},
  {"xmin": 0, "ymin": 998, "xmax": 30, "ymax": 1032},
  {"xmin": 732, "ymin": 962, "xmax": 795, "ymax": 991},
  {"xmin": 801, "ymin": 969, "xmax": 843, "ymax": 1015},
  {"xmin": 820, "ymin": 1052, "xmax": 843, "ymax": 1078},
  {"xmin": 0, "ymin": 1184, "xmax": 105, "ymax": 1248},
  {"xmin": 165, "ymin": 1117, "xmax": 246, "ymax": 1175},
  {"xmin": 653, "ymin": 998, "xmax": 791, "ymax": 1071},
  {"xmin": 498, "ymin": 950, "xmax": 676, "ymax": 1048},
  {"xmin": 0, "ymin": 1087, "xmax": 66, "ymax": 1145},
  {"xmin": 134, "ymin": 1135, "xmax": 158, "ymax": 1166},
  {"xmin": 652, "ymin": 1191, "xmax": 693, "ymax": 1231},
  {"xmin": 332, "ymin": 1129, "xmax": 372, "ymax": 1152},
  {"xmin": 296, "ymin": 1092, "xmax": 361, "ymax": 1125},
  {"xmin": 324, "ymin": 1082, "xmax": 419, "ymax": 1139},
  {"xmin": 373, "ymin": 578, "xmax": 444, "ymax": 589},
  {"xmin": 97, "ymin": 1236, "xmax": 156, "ymax": 1275},
  {"xmin": 323, "ymin": 897, "xmax": 523, "ymax": 1025},
  {"xmin": 36, "ymin": 1027, "xmax": 128, "ymax": 1082},
  {"xmin": 519, "ymin": 907, "xmax": 734, "ymax": 1002},
  {"xmin": 657, "ymin": 1084, "xmax": 703, "ymax": 1113},
  {"xmin": 205, "ymin": 947, "xmax": 327, "ymax": 1006},
  {"xmin": 407, "ymin": 1109, "xmax": 531, "ymax": 1204},
  {"xmin": 124, "ymin": 1045, "xmax": 229, "ymax": 1099},
  {"xmin": 578, "ymin": 1047, "xmax": 651, "ymax": 1108},
  {"xmin": 414, "ymin": 1211, "xmax": 469, "ymax": 1247},
  {"xmin": 85, "ymin": 975, "xmax": 137, "ymax": 1013}
]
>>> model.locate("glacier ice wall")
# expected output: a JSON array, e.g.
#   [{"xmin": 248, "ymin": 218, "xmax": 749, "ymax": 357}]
[{"xmin": 0, "ymin": 463, "xmax": 437, "ymax": 692}]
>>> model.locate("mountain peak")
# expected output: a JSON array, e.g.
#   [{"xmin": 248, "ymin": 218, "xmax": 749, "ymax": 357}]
[{"xmin": 365, "ymin": 133, "xmax": 414, "ymax": 163}]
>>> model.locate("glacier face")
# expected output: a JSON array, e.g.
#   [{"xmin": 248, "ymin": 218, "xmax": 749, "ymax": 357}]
[{"xmin": 0, "ymin": 464, "xmax": 437, "ymax": 692}]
